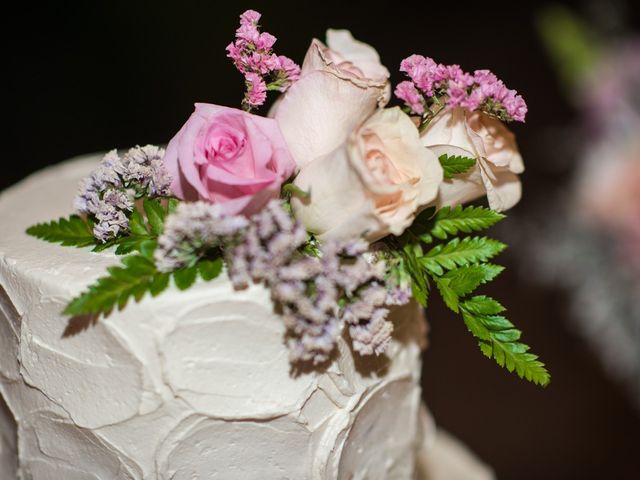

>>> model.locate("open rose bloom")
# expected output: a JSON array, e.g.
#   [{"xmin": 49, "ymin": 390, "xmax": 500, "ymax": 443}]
[
  {"xmin": 272, "ymin": 29, "xmax": 390, "ymax": 169},
  {"xmin": 291, "ymin": 108, "xmax": 443, "ymax": 240},
  {"xmin": 421, "ymin": 108, "xmax": 524, "ymax": 212},
  {"xmin": 163, "ymin": 103, "xmax": 296, "ymax": 215}
]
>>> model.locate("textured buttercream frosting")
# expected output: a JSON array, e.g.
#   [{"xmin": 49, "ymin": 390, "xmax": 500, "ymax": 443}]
[{"xmin": 0, "ymin": 155, "xmax": 493, "ymax": 479}]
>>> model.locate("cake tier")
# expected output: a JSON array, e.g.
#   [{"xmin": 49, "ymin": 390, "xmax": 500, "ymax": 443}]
[{"xmin": 0, "ymin": 155, "xmax": 493, "ymax": 480}]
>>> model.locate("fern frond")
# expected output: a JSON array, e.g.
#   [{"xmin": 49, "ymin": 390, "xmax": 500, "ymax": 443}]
[
  {"xmin": 427, "ymin": 205, "xmax": 506, "ymax": 241},
  {"xmin": 26, "ymin": 215, "xmax": 96, "ymax": 247},
  {"xmin": 438, "ymin": 153, "xmax": 476, "ymax": 179},
  {"xmin": 421, "ymin": 236, "xmax": 506, "ymax": 275}
]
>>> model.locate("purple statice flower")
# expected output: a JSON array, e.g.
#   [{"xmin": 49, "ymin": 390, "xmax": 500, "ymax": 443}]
[
  {"xmin": 93, "ymin": 203, "xmax": 129, "ymax": 243},
  {"xmin": 224, "ymin": 201, "xmax": 398, "ymax": 363},
  {"xmin": 102, "ymin": 189, "xmax": 134, "ymax": 211},
  {"xmin": 349, "ymin": 307, "xmax": 394, "ymax": 356},
  {"xmin": 226, "ymin": 9, "xmax": 300, "ymax": 110},
  {"xmin": 328, "ymin": 240, "xmax": 393, "ymax": 358},
  {"xmin": 226, "ymin": 200, "xmax": 307, "ymax": 287},
  {"xmin": 396, "ymin": 55, "xmax": 527, "ymax": 123},
  {"xmin": 73, "ymin": 146, "xmax": 173, "ymax": 243},
  {"xmin": 276, "ymin": 261, "xmax": 342, "ymax": 365},
  {"xmin": 155, "ymin": 201, "xmax": 248, "ymax": 272},
  {"xmin": 282, "ymin": 240, "xmax": 393, "ymax": 363},
  {"xmin": 120, "ymin": 145, "xmax": 173, "ymax": 197},
  {"xmin": 385, "ymin": 282, "xmax": 412, "ymax": 306}
]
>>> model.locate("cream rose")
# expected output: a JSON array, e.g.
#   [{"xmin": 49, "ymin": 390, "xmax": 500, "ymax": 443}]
[
  {"xmin": 273, "ymin": 29, "xmax": 390, "ymax": 170},
  {"xmin": 291, "ymin": 108, "xmax": 443, "ymax": 241},
  {"xmin": 421, "ymin": 108, "xmax": 524, "ymax": 212}
]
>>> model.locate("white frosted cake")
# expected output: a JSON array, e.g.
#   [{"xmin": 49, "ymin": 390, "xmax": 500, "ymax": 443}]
[{"xmin": 0, "ymin": 155, "xmax": 494, "ymax": 479}]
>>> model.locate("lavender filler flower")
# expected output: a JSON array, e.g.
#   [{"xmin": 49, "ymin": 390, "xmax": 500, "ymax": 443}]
[
  {"xmin": 226, "ymin": 201, "xmax": 397, "ymax": 363},
  {"xmin": 155, "ymin": 202, "xmax": 248, "ymax": 272},
  {"xmin": 74, "ymin": 145, "xmax": 172, "ymax": 242},
  {"xmin": 153, "ymin": 199, "xmax": 401, "ymax": 364}
]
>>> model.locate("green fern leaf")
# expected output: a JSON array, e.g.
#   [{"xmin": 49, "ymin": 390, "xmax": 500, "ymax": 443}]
[
  {"xmin": 129, "ymin": 210, "xmax": 150, "ymax": 236},
  {"xmin": 113, "ymin": 236, "xmax": 148, "ymax": 255},
  {"xmin": 198, "ymin": 258, "xmax": 224, "ymax": 281},
  {"xmin": 460, "ymin": 302, "xmax": 550, "ymax": 386},
  {"xmin": 434, "ymin": 277, "xmax": 459, "ymax": 311},
  {"xmin": 427, "ymin": 206, "xmax": 505, "ymax": 241},
  {"xmin": 173, "ymin": 265, "xmax": 198, "ymax": 290},
  {"xmin": 64, "ymin": 254, "xmax": 158, "ymax": 317},
  {"xmin": 461, "ymin": 295, "xmax": 506, "ymax": 315},
  {"xmin": 26, "ymin": 215, "xmax": 96, "ymax": 247},
  {"xmin": 421, "ymin": 236, "xmax": 506, "ymax": 275},
  {"xmin": 442, "ymin": 264, "xmax": 504, "ymax": 296},
  {"xmin": 438, "ymin": 154, "xmax": 476, "ymax": 179},
  {"xmin": 143, "ymin": 198, "xmax": 166, "ymax": 236},
  {"xmin": 400, "ymin": 243, "xmax": 430, "ymax": 307}
]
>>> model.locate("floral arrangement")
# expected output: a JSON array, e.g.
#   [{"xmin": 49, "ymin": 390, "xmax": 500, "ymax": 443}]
[{"xmin": 26, "ymin": 10, "xmax": 549, "ymax": 385}]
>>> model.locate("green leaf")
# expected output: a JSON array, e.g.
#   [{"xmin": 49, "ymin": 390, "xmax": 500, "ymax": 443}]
[
  {"xmin": 64, "ymin": 254, "xmax": 163, "ymax": 317},
  {"xmin": 434, "ymin": 277, "xmax": 459, "ymax": 311},
  {"xmin": 173, "ymin": 265, "xmax": 198, "ymax": 290},
  {"xmin": 428, "ymin": 206, "xmax": 506, "ymax": 241},
  {"xmin": 26, "ymin": 215, "xmax": 96, "ymax": 247},
  {"xmin": 129, "ymin": 210, "xmax": 149, "ymax": 236},
  {"xmin": 461, "ymin": 309, "xmax": 551, "ymax": 387},
  {"xmin": 411, "ymin": 280, "xmax": 429, "ymax": 307},
  {"xmin": 113, "ymin": 236, "xmax": 145, "ymax": 255},
  {"xmin": 400, "ymin": 243, "xmax": 429, "ymax": 307},
  {"xmin": 143, "ymin": 198, "xmax": 166, "ymax": 236},
  {"xmin": 441, "ymin": 264, "xmax": 504, "ymax": 296},
  {"xmin": 92, "ymin": 239, "xmax": 118, "ymax": 252},
  {"xmin": 121, "ymin": 254, "xmax": 156, "ymax": 275},
  {"xmin": 421, "ymin": 236, "xmax": 506, "ymax": 275},
  {"xmin": 462, "ymin": 295, "xmax": 506, "ymax": 315},
  {"xmin": 282, "ymin": 183, "xmax": 311, "ymax": 199},
  {"xmin": 149, "ymin": 272, "xmax": 170, "ymax": 296},
  {"xmin": 198, "ymin": 258, "xmax": 224, "ymax": 281},
  {"xmin": 139, "ymin": 240, "xmax": 157, "ymax": 260},
  {"xmin": 434, "ymin": 265, "xmax": 505, "ymax": 313},
  {"xmin": 438, "ymin": 154, "xmax": 476, "ymax": 179},
  {"xmin": 167, "ymin": 197, "xmax": 180, "ymax": 214}
]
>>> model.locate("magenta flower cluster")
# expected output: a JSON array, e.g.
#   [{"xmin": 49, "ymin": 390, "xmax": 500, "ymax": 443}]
[
  {"xmin": 395, "ymin": 55, "xmax": 527, "ymax": 122},
  {"xmin": 226, "ymin": 10, "xmax": 301, "ymax": 110},
  {"xmin": 74, "ymin": 146, "xmax": 172, "ymax": 242}
]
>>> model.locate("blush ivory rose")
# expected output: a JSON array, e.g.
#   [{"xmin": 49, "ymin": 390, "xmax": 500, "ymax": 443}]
[
  {"xmin": 291, "ymin": 107, "xmax": 443, "ymax": 241},
  {"xmin": 272, "ymin": 29, "xmax": 390, "ymax": 170},
  {"xmin": 420, "ymin": 108, "xmax": 524, "ymax": 212}
]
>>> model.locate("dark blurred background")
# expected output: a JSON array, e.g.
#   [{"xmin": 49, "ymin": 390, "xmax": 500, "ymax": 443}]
[{"xmin": 5, "ymin": 1, "xmax": 640, "ymax": 478}]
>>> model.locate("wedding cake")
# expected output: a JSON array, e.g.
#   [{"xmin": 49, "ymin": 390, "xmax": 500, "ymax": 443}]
[
  {"xmin": 0, "ymin": 155, "xmax": 494, "ymax": 479},
  {"xmin": 0, "ymin": 8, "xmax": 548, "ymax": 479}
]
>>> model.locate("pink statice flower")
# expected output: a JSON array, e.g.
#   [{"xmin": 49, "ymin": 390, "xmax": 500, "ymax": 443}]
[
  {"xmin": 394, "ymin": 81, "xmax": 425, "ymax": 114},
  {"xmin": 245, "ymin": 72, "xmax": 267, "ymax": 107},
  {"xmin": 396, "ymin": 55, "xmax": 527, "ymax": 122},
  {"xmin": 226, "ymin": 10, "xmax": 300, "ymax": 110}
]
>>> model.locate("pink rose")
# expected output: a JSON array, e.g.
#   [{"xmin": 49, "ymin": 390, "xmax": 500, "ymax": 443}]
[
  {"xmin": 163, "ymin": 103, "xmax": 296, "ymax": 215},
  {"xmin": 273, "ymin": 30, "xmax": 390, "ymax": 170}
]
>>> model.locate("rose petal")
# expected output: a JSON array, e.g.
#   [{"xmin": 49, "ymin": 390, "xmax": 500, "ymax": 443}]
[
  {"xmin": 325, "ymin": 29, "xmax": 390, "ymax": 83},
  {"xmin": 274, "ymin": 39, "xmax": 389, "ymax": 170}
]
